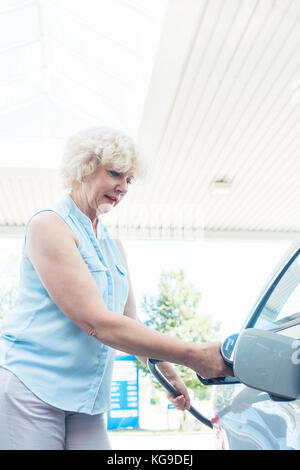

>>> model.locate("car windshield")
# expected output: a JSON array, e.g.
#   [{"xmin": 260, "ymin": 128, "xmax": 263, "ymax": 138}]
[{"xmin": 254, "ymin": 251, "xmax": 300, "ymax": 330}]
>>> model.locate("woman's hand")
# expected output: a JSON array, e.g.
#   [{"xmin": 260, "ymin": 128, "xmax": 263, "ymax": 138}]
[
  {"xmin": 157, "ymin": 362, "xmax": 190, "ymax": 411},
  {"xmin": 165, "ymin": 377, "xmax": 191, "ymax": 411},
  {"xmin": 188, "ymin": 341, "xmax": 234, "ymax": 379}
]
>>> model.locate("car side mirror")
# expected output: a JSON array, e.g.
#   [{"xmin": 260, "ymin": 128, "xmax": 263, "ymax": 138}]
[{"xmin": 233, "ymin": 328, "xmax": 300, "ymax": 401}]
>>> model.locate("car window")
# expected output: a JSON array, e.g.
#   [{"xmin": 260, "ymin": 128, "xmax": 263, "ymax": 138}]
[{"xmin": 253, "ymin": 251, "xmax": 300, "ymax": 330}]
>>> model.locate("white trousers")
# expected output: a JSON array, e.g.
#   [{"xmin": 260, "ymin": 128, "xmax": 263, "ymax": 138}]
[{"xmin": 0, "ymin": 367, "xmax": 112, "ymax": 450}]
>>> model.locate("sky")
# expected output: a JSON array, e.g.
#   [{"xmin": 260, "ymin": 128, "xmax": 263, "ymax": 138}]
[{"xmin": 0, "ymin": 235, "xmax": 291, "ymax": 340}]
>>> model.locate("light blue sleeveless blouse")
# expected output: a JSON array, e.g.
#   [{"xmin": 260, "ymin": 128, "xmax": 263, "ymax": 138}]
[{"xmin": 0, "ymin": 195, "xmax": 129, "ymax": 414}]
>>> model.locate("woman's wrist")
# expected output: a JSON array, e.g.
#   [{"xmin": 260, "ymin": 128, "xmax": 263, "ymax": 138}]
[
  {"xmin": 181, "ymin": 342, "xmax": 201, "ymax": 371},
  {"xmin": 156, "ymin": 361, "xmax": 180, "ymax": 381}
]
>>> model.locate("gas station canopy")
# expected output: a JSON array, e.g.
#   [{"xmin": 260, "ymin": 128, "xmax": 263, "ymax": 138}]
[{"xmin": 0, "ymin": 0, "xmax": 299, "ymax": 240}]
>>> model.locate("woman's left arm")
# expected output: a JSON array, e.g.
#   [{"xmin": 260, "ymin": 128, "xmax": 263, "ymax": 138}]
[{"xmin": 115, "ymin": 239, "xmax": 191, "ymax": 411}]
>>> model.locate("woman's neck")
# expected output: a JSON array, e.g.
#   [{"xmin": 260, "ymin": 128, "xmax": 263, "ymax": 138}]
[{"xmin": 69, "ymin": 190, "xmax": 98, "ymax": 235}]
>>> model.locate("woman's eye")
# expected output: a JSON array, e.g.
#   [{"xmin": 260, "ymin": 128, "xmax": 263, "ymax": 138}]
[
  {"xmin": 109, "ymin": 170, "xmax": 133, "ymax": 185},
  {"xmin": 109, "ymin": 170, "xmax": 121, "ymax": 177}
]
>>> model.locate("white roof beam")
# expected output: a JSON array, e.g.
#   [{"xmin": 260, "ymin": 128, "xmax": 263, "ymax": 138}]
[
  {"xmin": 0, "ymin": 96, "xmax": 42, "ymax": 116},
  {"xmin": 0, "ymin": 0, "xmax": 36, "ymax": 15},
  {"xmin": 0, "ymin": 38, "xmax": 40, "ymax": 55}
]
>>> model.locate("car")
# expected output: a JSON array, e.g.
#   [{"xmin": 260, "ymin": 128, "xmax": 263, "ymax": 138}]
[
  {"xmin": 148, "ymin": 238, "xmax": 300, "ymax": 450},
  {"xmin": 211, "ymin": 237, "xmax": 300, "ymax": 450}
]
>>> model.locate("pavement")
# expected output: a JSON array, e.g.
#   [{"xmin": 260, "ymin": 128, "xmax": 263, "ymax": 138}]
[{"xmin": 108, "ymin": 432, "xmax": 216, "ymax": 450}]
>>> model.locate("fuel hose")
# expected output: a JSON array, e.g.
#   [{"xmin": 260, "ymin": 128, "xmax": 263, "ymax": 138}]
[{"xmin": 147, "ymin": 358, "xmax": 213, "ymax": 429}]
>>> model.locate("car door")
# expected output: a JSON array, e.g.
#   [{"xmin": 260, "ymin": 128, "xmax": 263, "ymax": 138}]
[{"xmin": 212, "ymin": 240, "xmax": 300, "ymax": 450}]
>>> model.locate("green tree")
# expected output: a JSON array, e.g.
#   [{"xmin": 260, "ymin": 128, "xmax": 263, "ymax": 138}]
[{"xmin": 137, "ymin": 269, "xmax": 221, "ymax": 401}]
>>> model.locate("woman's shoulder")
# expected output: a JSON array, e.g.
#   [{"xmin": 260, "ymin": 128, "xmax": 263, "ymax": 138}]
[
  {"xmin": 26, "ymin": 195, "xmax": 74, "ymax": 235},
  {"xmin": 26, "ymin": 211, "xmax": 79, "ymax": 247},
  {"xmin": 27, "ymin": 210, "xmax": 68, "ymax": 230}
]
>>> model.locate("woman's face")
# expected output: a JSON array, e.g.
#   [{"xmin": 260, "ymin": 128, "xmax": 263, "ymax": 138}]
[{"xmin": 81, "ymin": 164, "xmax": 134, "ymax": 216}]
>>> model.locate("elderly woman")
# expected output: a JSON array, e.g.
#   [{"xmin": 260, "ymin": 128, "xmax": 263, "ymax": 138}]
[{"xmin": 0, "ymin": 127, "xmax": 232, "ymax": 450}]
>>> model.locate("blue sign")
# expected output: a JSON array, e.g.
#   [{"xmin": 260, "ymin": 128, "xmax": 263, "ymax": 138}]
[
  {"xmin": 167, "ymin": 403, "xmax": 176, "ymax": 409},
  {"xmin": 107, "ymin": 354, "xmax": 139, "ymax": 429}
]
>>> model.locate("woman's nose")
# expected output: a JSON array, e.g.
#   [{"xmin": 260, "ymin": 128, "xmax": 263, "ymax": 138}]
[{"xmin": 116, "ymin": 177, "xmax": 128, "ymax": 194}]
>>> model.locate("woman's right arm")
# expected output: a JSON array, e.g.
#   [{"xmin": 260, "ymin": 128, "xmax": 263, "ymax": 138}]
[{"xmin": 26, "ymin": 212, "xmax": 233, "ymax": 379}]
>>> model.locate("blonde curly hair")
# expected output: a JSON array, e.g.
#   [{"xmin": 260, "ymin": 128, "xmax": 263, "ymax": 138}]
[{"xmin": 60, "ymin": 126, "xmax": 147, "ymax": 192}]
